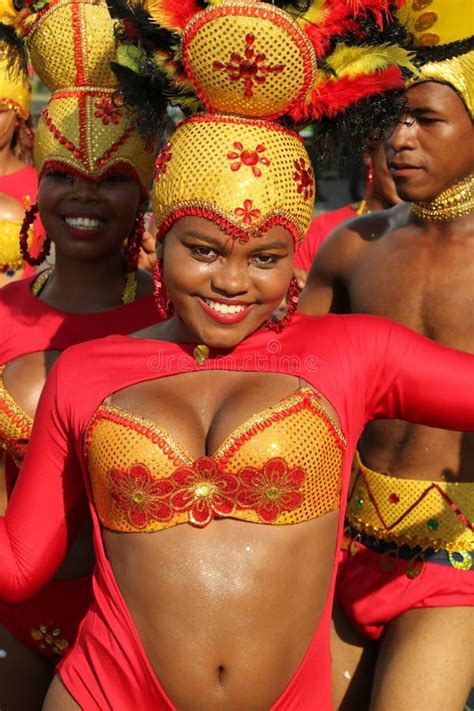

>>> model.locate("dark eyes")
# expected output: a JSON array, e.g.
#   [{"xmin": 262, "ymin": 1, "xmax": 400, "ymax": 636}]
[
  {"xmin": 43, "ymin": 170, "xmax": 73, "ymax": 181},
  {"xmin": 102, "ymin": 173, "xmax": 132, "ymax": 184},
  {"xmin": 190, "ymin": 246, "xmax": 280, "ymax": 267}
]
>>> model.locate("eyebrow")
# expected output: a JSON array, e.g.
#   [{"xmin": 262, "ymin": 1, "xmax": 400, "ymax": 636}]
[
  {"xmin": 181, "ymin": 231, "xmax": 224, "ymax": 246},
  {"xmin": 251, "ymin": 241, "xmax": 289, "ymax": 252},
  {"xmin": 182, "ymin": 231, "xmax": 288, "ymax": 251},
  {"xmin": 407, "ymin": 106, "xmax": 442, "ymax": 116}
]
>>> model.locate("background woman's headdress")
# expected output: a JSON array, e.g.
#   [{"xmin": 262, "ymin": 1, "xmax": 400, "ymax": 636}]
[{"xmin": 0, "ymin": 0, "xmax": 158, "ymax": 194}]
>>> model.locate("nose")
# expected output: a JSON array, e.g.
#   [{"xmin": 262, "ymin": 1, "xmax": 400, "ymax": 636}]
[
  {"xmin": 211, "ymin": 256, "xmax": 249, "ymax": 297},
  {"xmin": 386, "ymin": 116, "xmax": 417, "ymax": 155},
  {"xmin": 70, "ymin": 176, "xmax": 98, "ymax": 200}
]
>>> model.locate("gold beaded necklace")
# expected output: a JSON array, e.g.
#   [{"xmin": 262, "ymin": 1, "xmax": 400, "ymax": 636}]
[
  {"xmin": 412, "ymin": 175, "xmax": 474, "ymax": 222},
  {"xmin": 31, "ymin": 267, "xmax": 138, "ymax": 305}
]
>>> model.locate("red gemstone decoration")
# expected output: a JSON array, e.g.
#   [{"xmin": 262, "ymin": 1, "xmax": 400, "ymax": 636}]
[
  {"xmin": 389, "ymin": 493, "xmax": 400, "ymax": 504},
  {"xmin": 234, "ymin": 199, "xmax": 262, "ymax": 225},
  {"xmin": 293, "ymin": 158, "xmax": 314, "ymax": 201},
  {"xmin": 213, "ymin": 33, "xmax": 285, "ymax": 98},
  {"xmin": 95, "ymin": 97, "xmax": 123, "ymax": 126},
  {"xmin": 155, "ymin": 142, "xmax": 173, "ymax": 178},
  {"xmin": 226, "ymin": 141, "xmax": 270, "ymax": 178}
]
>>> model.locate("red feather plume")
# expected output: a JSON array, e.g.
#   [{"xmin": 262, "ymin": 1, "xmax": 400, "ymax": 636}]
[{"xmin": 288, "ymin": 64, "xmax": 404, "ymax": 122}]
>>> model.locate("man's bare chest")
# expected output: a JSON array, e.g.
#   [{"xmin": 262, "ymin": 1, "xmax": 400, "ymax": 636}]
[{"xmin": 347, "ymin": 237, "xmax": 474, "ymax": 348}]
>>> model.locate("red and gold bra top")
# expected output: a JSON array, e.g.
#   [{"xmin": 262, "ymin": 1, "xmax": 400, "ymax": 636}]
[
  {"xmin": 86, "ymin": 386, "xmax": 346, "ymax": 531},
  {"xmin": 0, "ymin": 364, "xmax": 32, "ymax": 468}
]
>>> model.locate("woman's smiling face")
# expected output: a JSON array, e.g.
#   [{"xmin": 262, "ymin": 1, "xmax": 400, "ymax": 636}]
[
  {"xmin": 37, "ymin": 169, "xmax": 144, "ymax": 262},
  {"xmin": 161, "ymin": 216, "xmax": 295, "ymax": 349}
]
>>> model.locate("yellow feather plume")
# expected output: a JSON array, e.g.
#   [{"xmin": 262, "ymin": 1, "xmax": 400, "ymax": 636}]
[{"xmin": 326, "ymin": 43, "xmax": 419, "ymax": 78}]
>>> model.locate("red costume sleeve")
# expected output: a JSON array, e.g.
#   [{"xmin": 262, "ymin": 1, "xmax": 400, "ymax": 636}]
[
  {"xmin": 0, "ymin": 360, "xmax": 87, "ymax": 602},
  {"xmin": 361, "ymin": 317, "xmax": 474, "ymax": 431}
]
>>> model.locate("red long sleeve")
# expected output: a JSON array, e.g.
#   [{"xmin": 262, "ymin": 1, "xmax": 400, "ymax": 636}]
[
  {"xmin": 0, "ymin": 362, "xmax": 87, "ymax": 602},
  {"xmin": 355, "ymin": 316, "xmax": 474, "ymax": 431}
]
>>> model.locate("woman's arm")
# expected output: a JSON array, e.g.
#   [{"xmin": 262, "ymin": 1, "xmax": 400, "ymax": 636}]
[
  {"xmin": 0, "ymin": 360, "xmax": 87, "ymax": 602},
  {"xmin": 366, "ymin": 318, "xmax": 474, "ymax": 431}
]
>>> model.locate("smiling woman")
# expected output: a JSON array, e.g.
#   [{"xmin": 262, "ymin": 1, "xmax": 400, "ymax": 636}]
[
  {"xmin": 0, "ymin": 0, "xmax": 162, "ymax": 708},
  {"xmin": 0, "ymin": 1, "xmax": 473, "ymax": 711}
]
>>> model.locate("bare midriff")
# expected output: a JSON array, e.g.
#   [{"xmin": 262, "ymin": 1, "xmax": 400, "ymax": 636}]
[
  {"xmin": 360, "ymin": 420, "xmax": 472, "ymax": 483},
  {"xmin": 104, "ymin": 511, "xmax": 338, "ymax": 710}
]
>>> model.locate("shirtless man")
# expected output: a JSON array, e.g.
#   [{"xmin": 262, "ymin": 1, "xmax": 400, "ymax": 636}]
[{"xmin": 299, "ymin": 58, "xmax": 474, "ymax": 711}]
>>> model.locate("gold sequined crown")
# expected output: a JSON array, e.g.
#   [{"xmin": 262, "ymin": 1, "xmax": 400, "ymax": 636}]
[
  {"xmin": 2, "ymin": 0, "xmax": 155, "ymax": 192},
  {"xmin": 398, "ymin": 0, "xmax": 474, "ymax": 117},
  {"xmin": 0, "ymin": 54, "xmax": 30, "ymax": 117},
  {"xmin": 112, "ymin": 0, "xmax": 418, "ymax": 243}
]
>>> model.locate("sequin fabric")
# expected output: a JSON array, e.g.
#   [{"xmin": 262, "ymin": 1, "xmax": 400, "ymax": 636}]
[
  {"xmin": 347, "ymin": 451, "xmax": 474, "ymax": 552},
  {"xmin": 181, "ymin": 1, "xmax": 316, "ymax": 119},
  {"xmin": 0, "ymin": 365, "xmax": 33, "ymax": 467},
  {"xmin": 0, "ymin": 221, "xmax": 32, "ymax": 274},
  {"xmin": 24, "ymin": 0, "xmax": 155, "ymax": 191},
  {"xmin": 85, "ymin": 387, "xmax": 345, "ymax": 532},
  {"xmin": 398, "ymin": 0, "xmax": 473, "ymax": 117},
  {"xmin": 0, "ymin": 57, "xmax": 31, "ymax": 119},
  {"xmin": 153, "ymin": 115, "xmax": 314, "ymax": 245}
]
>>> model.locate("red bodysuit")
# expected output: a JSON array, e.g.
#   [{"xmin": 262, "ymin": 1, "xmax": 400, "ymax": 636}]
[
  {"xmin": 0, "ymin": 274, "xmax": 158, "ymax": 659},
  {"xmin": 0, "ymin": 313, "xmax": 473, "ymax": 709}
]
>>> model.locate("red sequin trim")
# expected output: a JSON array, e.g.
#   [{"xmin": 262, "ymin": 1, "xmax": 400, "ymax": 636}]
[
  {"xmin": 182, "ymin": 114, "xmax": 303, "ymax": 142},
  {"xmin": 86, "ymin": 407, "xmax": 186, "ymax": 468},
  {"xmin": 156, "ymin": 206, "xmax": 303, "ymax": 246},
  {"xmin": 42, "ymin": 106, "xmax": 81, "ymax": 158},
  {"xmin": 39, "ymin": 160, "xmax": 148, "ymax": 198},
  {"xmin": 218, "ymin": 391, "xmax": 344, "ymax": 467},
  {"xmin": 72, "ymin": 0, "xmax": 86, "ymax": 86}
]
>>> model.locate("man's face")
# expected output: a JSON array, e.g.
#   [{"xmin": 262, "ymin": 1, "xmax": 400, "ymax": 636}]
[{"xmin": 385, "ymin": 82, "xmax": 474, "ymax": 202}]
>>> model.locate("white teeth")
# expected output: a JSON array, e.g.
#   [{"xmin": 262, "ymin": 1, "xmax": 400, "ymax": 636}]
[
  {"xmin": 204, "ymin": 298, "xmax": 246, "ymax": 314},
  {"xmin": 65, "ymin": 216, "xmax": 102, "ymax": 230}
]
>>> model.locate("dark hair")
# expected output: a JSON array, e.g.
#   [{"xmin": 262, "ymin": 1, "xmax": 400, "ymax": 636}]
[{"xmin": 11, "ymin": 115, "xmax": 34, "ymax": 165}]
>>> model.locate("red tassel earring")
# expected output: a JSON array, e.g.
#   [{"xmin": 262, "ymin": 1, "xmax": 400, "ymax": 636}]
[
  {"xmin": 19, "ymin": 204, "xmax": 51, "ymax": 266},
  {"xmin": 124, "ymin": 210, "xmax": 144, "ymax": 273},
  {"xmin": 153, "ymin": 259, "xmax": 171, "ymax": 320},
  {"xmin": 265, "ymin": 276, "xmax": 300, "ymax": 333}
]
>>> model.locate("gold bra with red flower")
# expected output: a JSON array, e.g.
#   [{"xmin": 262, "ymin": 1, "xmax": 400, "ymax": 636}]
[
  {"xmin": 0, "ymin": 365, "xmax": 33, "ymax": 468},
  {"xmin": 85, "ymin": 387, "xmax": 346, "ymax": 531}
]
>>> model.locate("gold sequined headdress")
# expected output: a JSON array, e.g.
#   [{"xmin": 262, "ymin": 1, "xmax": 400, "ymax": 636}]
[
  {"xmin": 398, "ymin": 0, "xmax": 474, "ymax": 117},
  {"xmin": 0, "ymin": 0, "xmax": 156, "ymax": 194},
  {"xmin": 111, "ymin": 0, "xmax": 417, "ymax": 243},
  {"xmin": 0, "ymin": 53, "xmax": 30, "ymax": 118}
]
